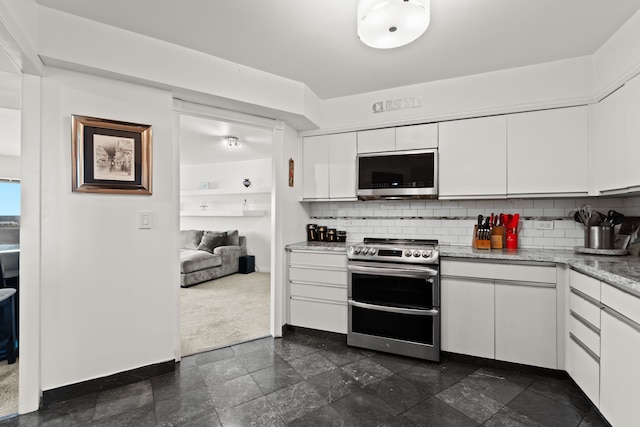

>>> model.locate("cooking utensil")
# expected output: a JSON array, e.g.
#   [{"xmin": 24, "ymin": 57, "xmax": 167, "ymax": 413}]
[{"xmin": 587, "ymin": 211, "xmax": 601, "ymax": 226}]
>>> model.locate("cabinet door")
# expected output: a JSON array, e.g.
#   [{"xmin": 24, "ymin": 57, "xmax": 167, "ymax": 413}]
[
  {"xmin": 439, "ymin": 116, "xmax": 507, "ymax": 198},
  {"xmin": 596, "ymin": 85, "xmax": 629, "ymax": 193},
  {"xmin": 395, "ymin": 123, "xmax": 438, "ymax": 150},
  {"xmin": 624, "ymin": 74, "xmax": 640, "ymax": 190},
  {"xmin": 507, "ymin": 106, "xmax": 588, "ymax": 196},
  {"xmin": 302, "ymin": 135, "xmax": 329, "ymax": 199},
  {"xmin": 495, "ymin": 282, "xmax": 557, "ymax": 368},
  {"xmin": 357, "ymin": 128, "xmax": 395, "ymax": 153},
  {"xmin": 329, "ymin": 132, "xmax": 357, "ymax": 199},
  {"xmin": 600, "ymin": 308, "xmax": 640, "ymax": 427},
  {"xmin": 441, "ymin": 277, "xmax": 494, "ymax": 358}
]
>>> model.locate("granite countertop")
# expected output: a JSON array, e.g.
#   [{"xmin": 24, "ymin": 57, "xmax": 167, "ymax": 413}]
[{"xmin": 285, "ymin": 241, "xmax": 640, "ymax": 299}]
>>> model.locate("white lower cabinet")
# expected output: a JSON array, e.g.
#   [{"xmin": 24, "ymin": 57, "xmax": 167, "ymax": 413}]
[
  {"xmin": 599, "ymin": 284, "xmax": 640, "ymax": 427},
  {"xmin": 495, "ymin": 282, "xmax": 557, "ymax": 368},
  {"xmin": 441, "ymin": 260, "xmax": 557, "ymax": 368},
  {"xmin": 441, "ymin": 277, "xmax": 495, "ymax": 358},
  {"xmin": 288, "ymin": 250, "xmax": 348, "ymax": 334},
  {"xmin": 566, "ymin": 332, "xmax": 600, "ymax": 406}
]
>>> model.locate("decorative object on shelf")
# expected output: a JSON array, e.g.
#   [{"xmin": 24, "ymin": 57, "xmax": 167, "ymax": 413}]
[
  {"xmin": 357, "ymin": 0, "xmax": 431, "ymax": 49},
  {"xmin": 71, "ymin": 115, "xmax": 152, "ymax": 194},
  {"xmin": 226, "ymin": 136, "xmax": 239, "ymax": 149},
  {"xmin": 289, "ymin": 158, "xmax": 294, "ymax": 187},
  {"xmin": 199, "ymin": 181, "xmax": 210, "ymax": 190},
  {"xmin": 243, "ymin": 178, "xmax": 252, "ymax": 188}
]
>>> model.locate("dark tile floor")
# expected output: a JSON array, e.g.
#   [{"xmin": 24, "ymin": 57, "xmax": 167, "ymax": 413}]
[{"xmin": 0, "ymin": 328, "xmax": 610, "ymax": 426}]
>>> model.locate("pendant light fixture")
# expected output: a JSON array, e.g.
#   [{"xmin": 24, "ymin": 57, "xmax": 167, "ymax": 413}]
[{"xmin": 357, "ymin": 0, "xmax": 431, "ymax": 49}]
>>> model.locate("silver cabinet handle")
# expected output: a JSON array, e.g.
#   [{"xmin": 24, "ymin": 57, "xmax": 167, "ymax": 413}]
[
  {"xmin": 348, "ymin": 299, "xmax": 438, "ymax": 316},
  {"xmin": 603, "ymin": 306, "xmax": 640, "ymax": 333},
  {"xmin": 348, "ymin": 263, "xmax": 438, "ymax": 277},
  {"xmin": 569, "ymin": 332, "xmax": 600, "ymax": 363}
]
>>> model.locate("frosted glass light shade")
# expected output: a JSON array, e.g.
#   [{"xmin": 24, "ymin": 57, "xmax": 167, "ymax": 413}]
[{"xmin": 358, "ymin": 0, "xmax": 430, "ymax": 49}]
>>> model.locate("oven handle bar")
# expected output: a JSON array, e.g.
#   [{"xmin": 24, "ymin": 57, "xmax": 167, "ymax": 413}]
[
  {"xmin": 348, "ymin": 299, "xmax": 438, "ymax": 316},
  {"xmin": 347, "ymin": 263, "xmax": 438, "ymax": 277}
]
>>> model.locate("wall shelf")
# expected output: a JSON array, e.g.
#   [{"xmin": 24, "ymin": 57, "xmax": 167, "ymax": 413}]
[
  {"xmin": 180, "ymin": 210, "xmax": 266, "ymax": 217},
  {"xmin": 181, "ymin": 187, "xmax": 271, "ymax": 197}
]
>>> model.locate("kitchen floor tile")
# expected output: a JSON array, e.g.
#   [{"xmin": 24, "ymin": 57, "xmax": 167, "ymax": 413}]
[
  {"xmin": 403, "ymin": 396, "xmax": 480, "ymax": 427},
  {"xmin": 508, "ymin": 388, "xmax": 584, "ymax": 427},
  {"xmin": 0, "ymin": 327, "xmax": 612, "ymax": 427},
  {"xmin": 436, "ymin": 382, "xmax": 504, "ymax": 423}
]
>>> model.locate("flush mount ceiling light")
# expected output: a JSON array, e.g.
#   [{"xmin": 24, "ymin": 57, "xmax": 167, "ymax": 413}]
[
  {"xmin": 226, "ymin": 136, "xmax": 239, "ymax": 148},
  {"xmin": 357, "ymin": 0, "xmax": 430, "ymax": 49}
]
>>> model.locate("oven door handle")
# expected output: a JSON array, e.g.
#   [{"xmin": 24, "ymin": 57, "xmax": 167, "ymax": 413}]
[
  {"xmin": 348, "ymin": 299, "xmax": 438, "ymax": 316},
  {"xmin": 347, "ymin": 264, "xmax": 438, "ymax": 278}
]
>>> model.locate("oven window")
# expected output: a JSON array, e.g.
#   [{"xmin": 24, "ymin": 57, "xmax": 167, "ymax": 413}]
[
  {"xmin": 351, "ymin": 273, "xmax": 435, "ymax": 309},
  {"xmin": 351, "ymin": 306, "xmax": 435, "ymax": 345}
]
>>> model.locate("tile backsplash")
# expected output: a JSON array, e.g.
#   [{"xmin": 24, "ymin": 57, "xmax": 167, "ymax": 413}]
[{"xmin": 309, "ymin": 196, "xmax": 640, "ymax": 250}]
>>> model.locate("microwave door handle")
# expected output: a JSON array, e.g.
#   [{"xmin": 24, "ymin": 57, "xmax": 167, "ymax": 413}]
[{"xmin": 348, "ymin": 300, "xmax": 438, "ymax": 316}]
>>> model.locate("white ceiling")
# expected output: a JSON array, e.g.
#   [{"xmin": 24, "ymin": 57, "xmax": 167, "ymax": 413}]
[
  {"xmin": 36, "ymin": 0, "xmax": 640, "ymax": 100},
  {"xmin": 179, "ymin": 115, "xmax": 272, "ymax": 166}
]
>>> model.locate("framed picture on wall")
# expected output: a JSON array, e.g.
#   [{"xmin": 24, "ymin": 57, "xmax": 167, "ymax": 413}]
[{"xmin": 71, "ymin": 115, "xmax": 152, "ymax": 194}]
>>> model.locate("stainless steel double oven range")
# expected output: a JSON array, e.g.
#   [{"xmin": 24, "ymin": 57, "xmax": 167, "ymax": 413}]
[{"xmin": 347, "ymin": 238, "xmax": 440, "ymax": 362}]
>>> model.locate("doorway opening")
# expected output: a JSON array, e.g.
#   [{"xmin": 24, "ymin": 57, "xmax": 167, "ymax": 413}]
[{"xmin": 177, "ymin": 111, "xmax": 273, "ymax": 356}]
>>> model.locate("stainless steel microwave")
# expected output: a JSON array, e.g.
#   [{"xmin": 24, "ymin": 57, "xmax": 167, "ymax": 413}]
[{"xmin": 357, "ymin": 149, "xmax": 438, "ymax": 200}]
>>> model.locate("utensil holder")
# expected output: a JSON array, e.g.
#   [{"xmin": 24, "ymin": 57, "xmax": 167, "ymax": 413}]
[
  {"xmin": 506, "ymin": 231, "xmax": 518, "ymax": 249},
  {"xmin": 585, "ymin": 226, "xmax": 614, "ymax": 249}
]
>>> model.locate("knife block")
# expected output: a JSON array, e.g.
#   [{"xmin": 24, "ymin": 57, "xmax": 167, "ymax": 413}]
[
  {"xmin": 491, "ymin": 226, "xmax": 505, "ymax": 249},
  {"xmin": 472, "ymin": 225, "xmax": 491, "ymax": 249}
]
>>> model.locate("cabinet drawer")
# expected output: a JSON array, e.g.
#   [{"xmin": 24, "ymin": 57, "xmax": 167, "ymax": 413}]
[
  {"xmin": 569, "ymin": 290, "xmax": 601, "ymax": 328},
  {"xmin": 567, "ymin": 334, "xmax": 599, "ymax": 406},
  {"xmin": 290, "ymin": 282, "xmax": 347, "ymax": 302},
  {"xmin": 441, "ymin": 260, "xmax": 556, "ymax": 284},
  {"xmin": 290, "ymin": 298, "xmax": 347, "ymax": 334},
  {"xmin": 289, "ymin": 266, "xmax": 347, "ymax": 286},
  {"xmin": 569, "ymin": 311, "xmax": 600, "ymax": 356},
  {"xmin": 602, "ymin": 283, "xmax": 640, "ymax": 326},
  {"xmin": 290, "ymin": 251, "xmax": 347, "ymax": 269},
  {"xmin": 569, "ymin": 270, "xmax": 600, "ymax": 301}
]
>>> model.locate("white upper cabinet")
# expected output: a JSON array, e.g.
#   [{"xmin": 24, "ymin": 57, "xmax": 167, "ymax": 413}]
[
  {"xmin": 302, "ymin": 132, "xmax": 357, "ymax": 200},
  {"xmin": 507, "ymin": 106, "xmax": 588, "ymax": 196},
  {"xmin": 357, "ymin": 127, "xmax": 395, "ymax": 153},
  {"xmin": 357, "ymin": 124, "xmax": 438, "ymax": 153},
  {"xmin": 439, "ymin": 115, "xmax": 507, "ymax": 198},
  {"xmin": 395, "ymin": 123, "xmax": 438, "ymax": 150},
  {"xmin": 596, "ymin": 74, "xmax": 640, "ymax": 194},
  {"xmin": 328, "ymin": 132, "xmax": 357, "ymax": 199},
  {"xmin": 302, "ymin": 135, "xmax": 330, "ymax": 199}
]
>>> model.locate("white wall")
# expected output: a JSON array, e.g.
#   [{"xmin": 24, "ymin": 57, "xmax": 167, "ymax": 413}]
[
  {"xmin": 309, "ymin": 196, "xmax": 640, "ymax": 250},
  {"xmin": 35, "ymin": 6, "xmax": 322, "ymax": 130},
  {"xmin": 317, "ymin": 56, "xmax": 593, "ymax": 133},
  {"xmin": 593, "ymin": 8, "xmax": 640, "ymax": 98},
  {"xmin": 39, "ymin": 68, "xmax": 178, "ymax": 390},
  {"xmin": 271, "ymin": 123, "xmax": 310, "ymax": 334},
  {"xmin": 180, "ymin": 158, "xmax": 272, "ymax": 272},
  {"xmin": 0, "ymin": 154, "xmax": 19, "ymax": 179}
]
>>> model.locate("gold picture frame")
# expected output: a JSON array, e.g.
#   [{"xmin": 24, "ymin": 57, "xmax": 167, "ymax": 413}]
[{"xmin": 71, "ymin": 115, "xmax": 152, "ymax": 195}]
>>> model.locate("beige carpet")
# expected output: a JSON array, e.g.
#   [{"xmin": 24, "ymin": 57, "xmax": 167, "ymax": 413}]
[
  {"xmin": 0, "ymin": 359, "xmax": 18, "ymax": 418},
  {"xmin": 180, "ymin": 272, "xmax": 270, "ymax": 356}
]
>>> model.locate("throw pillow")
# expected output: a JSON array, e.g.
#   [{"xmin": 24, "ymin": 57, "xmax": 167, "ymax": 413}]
[
  {"xmin": 197, "ymin": 231, "xmax": 226, "ymax": 253},
  {"xmin": 180, "ymin": 230, "xmax": 204, "ymax": 250},
  {"xmin": 224, "ymin": 229, "xmax": 240, "ymax": 246}
]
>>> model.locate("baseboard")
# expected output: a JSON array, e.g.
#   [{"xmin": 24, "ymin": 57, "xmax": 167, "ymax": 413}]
[{"xmin": 41, "ymin": 359, "xmax": 175, "ymax": 408}]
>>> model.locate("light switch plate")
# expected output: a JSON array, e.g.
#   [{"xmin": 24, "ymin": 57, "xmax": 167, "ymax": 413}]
[{"xmin": 138, "ymin": 211, "xmax": 152, "ymax": 229}]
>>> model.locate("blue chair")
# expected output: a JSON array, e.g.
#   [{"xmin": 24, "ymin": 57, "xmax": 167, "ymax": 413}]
[{"xmin": 0, "ymin": 288, "xmax": 16, "ymax": 364}]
